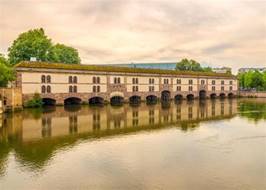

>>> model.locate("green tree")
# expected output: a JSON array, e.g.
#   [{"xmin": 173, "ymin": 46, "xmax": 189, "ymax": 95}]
[
  {"xmin": 0, "ymin": 54, "xmax": 14, "ymax": 87},
  {"xmin": 8, "ymin": 28, "xmax": 52, "ymax": 65},
  {"xmin": 47, "ymin": 43, "xmax": 80, "ymax": 64},
  {"xmin": 175, "ymin": 59, "xmax": 211, "ymax": 72}
]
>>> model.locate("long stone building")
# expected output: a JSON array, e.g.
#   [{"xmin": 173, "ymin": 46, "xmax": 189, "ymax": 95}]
[{"xmin": 15, "ymin": 61, "xmax": 238, "ymax": 105}]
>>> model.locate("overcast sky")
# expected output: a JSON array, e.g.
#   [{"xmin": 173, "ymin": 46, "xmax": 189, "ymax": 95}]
[{"xmin": 0, "ymin": 0, "xmax": 265, "ymax": 72}]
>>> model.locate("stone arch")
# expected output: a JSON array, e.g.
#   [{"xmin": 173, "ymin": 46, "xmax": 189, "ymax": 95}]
[
  {"xmin": 64, "ymin": 97, "xmax": 82, "ymax": 105},
  {"xmin": 42, "ymin": 98, "xmax": 56, "ymax": 106},
  {"xmin": 146, "ymin": 95, "xmax": 158, "ymax": 104},
  {"xmin": 110, "ymin": 96, "xmax": 124, "ymax": 106},
  {"xmin": 161, "ymin": 90, "xmax": 171, "ymax": 101},
  {"xmin": 129, "ymin": 95, "xmax": 141, "ymax": 105},
  {"xmin": 110, "ymin": 91, "xmax": 124, "ymax": 98},
  {"xmin": 175, "ymin": 94, "xmax": 183, "ymax": 101},
  {"xmin": 210, "ymin": 93, "xmax": 216, "ymax": 99},
  {"xmin": 228, "ymin": 93, "xmax": 234, "ymax": 98},
  {"xmin": 219, "ymin": 93, "xmax": 226, "ymax": 99},
  {"xmin": 199, "ymin": 90, "xmax": 207, "ymax": 99},
  {"xmin": 187, "ymin": 94, "xmax": 194, "ymax": 101},
  {"xmin": 89, "ymin": 96, "xmax": 104, "ymax": 105}
]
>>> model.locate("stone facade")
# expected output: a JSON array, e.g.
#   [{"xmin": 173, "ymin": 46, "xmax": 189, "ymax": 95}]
[
  {"xmin": 15, "ymin": 65, "xmax": 238, "ymax": 105},
  {"xmin": 0, "ymin": 87, "xmax": 23, "ymax": 111}
]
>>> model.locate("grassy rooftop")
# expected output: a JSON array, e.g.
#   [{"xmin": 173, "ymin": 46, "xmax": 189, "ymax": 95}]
[{"xmin": 15, "ymin": 61, "xmax": 235, "ymax": 78}]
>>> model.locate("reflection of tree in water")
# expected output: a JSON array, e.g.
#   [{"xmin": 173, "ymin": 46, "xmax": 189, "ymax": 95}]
[{"xmin": 239, "ymin": 101, "xmax": 266, "ymax": 122}]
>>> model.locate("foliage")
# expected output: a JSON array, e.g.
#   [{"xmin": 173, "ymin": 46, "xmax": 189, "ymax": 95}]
[
  {"xmin": 175, "ymin": 58, "xmax": 213, "ymax": 72},
  {"xmin": 0, "ymin": 54, "xmax": 15, "ymax": 87},
  {"xmin": 8, "ymin": 28, "xmax": 81, "ymax": 65},
  {"xmin": 239, "ymin": 101, "xmax": 266, "ymax": 122},
  {"xmin": 15, "ymin": 61, "xmax": 235, "ymax": 78},
  {"xmin": 238, "ymin": 70, "xmax": 266, "ymax": 91},
  {"xmin": 25, "ymin": 93, "xmax": 43, "ymax": 108},
  {"xmin": 47, "ymin": 43, "xmax": 80, "ymax": 64},
  {"xmin": 8, "ymin": 28, "xmax": 52, "ymax": 65}
]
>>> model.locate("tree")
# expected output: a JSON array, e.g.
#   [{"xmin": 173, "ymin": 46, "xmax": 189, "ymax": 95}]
[
  {"xmin": 8, "ymin": 28, "xmax": 52, "ymax": 65},
  {"xmin": 175, "ymin": 59, "xmax": 211, "ymax": 72},
  {"xmin": 47, "ymin": 43, "xmax": 81, "ymax": 64},
  {"xmin": 0, "ymin": 54, "xmax": 14, "ymax": 87}
]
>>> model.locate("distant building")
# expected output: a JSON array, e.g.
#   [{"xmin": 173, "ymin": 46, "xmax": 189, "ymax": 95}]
[
  {"xmin": 107, "ymin": 62, "xmax": 177, "ymax": 70},
  {"xmin": 238, "ymin": 67, "xmax": 266, "ymax": 73},
  {"xmin": 213, "ymin": 67, "xmax": 232, "ymax": 74}
]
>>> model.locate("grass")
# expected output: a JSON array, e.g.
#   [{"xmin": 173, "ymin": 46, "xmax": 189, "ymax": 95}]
[{"xmin": 15, "ymin": 61, "xmax": 236, "ymax": 78}]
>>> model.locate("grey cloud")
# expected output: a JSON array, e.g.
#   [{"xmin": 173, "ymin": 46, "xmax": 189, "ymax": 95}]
[{"xmin": 203, "ymin": 43, "xmax": 235, "ymax": 54}]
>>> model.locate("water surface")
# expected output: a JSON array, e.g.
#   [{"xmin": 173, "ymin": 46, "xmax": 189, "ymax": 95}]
[{"xmin": 0, "ymin": 99, "xmax": 265, "ymax": 190}]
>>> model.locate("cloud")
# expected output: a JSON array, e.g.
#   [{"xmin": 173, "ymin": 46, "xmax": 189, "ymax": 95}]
[{"xmin": 0, "ymin": 0, "xmax": 265, "ymax": 72}]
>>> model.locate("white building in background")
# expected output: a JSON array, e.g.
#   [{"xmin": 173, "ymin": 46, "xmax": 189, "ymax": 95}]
[
  {"xmin": 213, "ymin": 67, "xmax": 232, "ymax": 74},
  {"xmin": 238, "ymin": 67, "xmax": 266, "ymax": 74}
]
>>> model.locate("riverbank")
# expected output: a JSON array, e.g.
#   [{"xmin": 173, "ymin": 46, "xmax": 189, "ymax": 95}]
[{"xmin": 239, "ymin": 91, "xmax": 266, "ymax": 98}]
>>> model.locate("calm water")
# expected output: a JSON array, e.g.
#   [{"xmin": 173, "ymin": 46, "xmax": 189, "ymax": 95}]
[{"xmin": 0, "ymin": 99, "xmax": 265, "ymax": 190}]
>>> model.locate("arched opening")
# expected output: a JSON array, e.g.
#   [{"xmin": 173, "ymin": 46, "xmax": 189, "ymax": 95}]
[
  {"xmin": 210, "ymin": 93, "xmax": 216, "ymax": 99},
  {"xmin": 146, "ymin": 95, "xmax": 158, "ymax": 104},
  {"xmin": 129, "ymin": 96, "xmax": 141, "ymax": 105},
  {"xmin": 42, "ymin": 98, "xmax": 56, "ymax": 106},
  {"xmin": 161, "ymin": 90, "xmax": 171, "ymax": 102},
  {"xmin": 228, "ymin": 93, "xmax": 234, "ymax": 98},
  {"xmin": 187, "ymin": 94, "xmax": 194, "ymax": 101},
  {"xmin": 110, "ymin": 96, "xmax": 124, "ymax": 106},
  {"xmin": 89, "ymin": 97, "xmax": 104, "ymax": 106},
  {"xmin": 175, "ymin": 94, "xmax": 183, "ymax": 102},
  {"xmin": 64, "ymin": 97, "xmax": 82, "ymax": 105},
  {"xmin": 199, "ymin": 90, "xmax": 206, "ymax": 99},
  {"xmin": 219, "ymin": 93, "xmax": 226, "ymax": 99}
]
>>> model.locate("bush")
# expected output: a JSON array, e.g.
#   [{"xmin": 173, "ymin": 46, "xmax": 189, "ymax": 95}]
[{"xmin": 25, "ymin": 93, "xmax": 43, "ymax": 108}]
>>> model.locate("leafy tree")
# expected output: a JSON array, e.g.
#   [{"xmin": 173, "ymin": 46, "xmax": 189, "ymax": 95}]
[
  {"xmin": 47, "ymin": 43, "xmax": 80, "ymax": 64},
  {"xmin": 175, "ymin": 59, "xmax": 212, "ymax": 72},
  {"xmin": 8, "ymin": 28, "xmax": 52, "ymax": 65},
  {"xmin": 0, "ymin": 54, "xmax": 14, "ymax": 87},
  {"xmin": 238, "ymin": 70, "xmax": 266, "ymax": 91},
  {"xmin": 25, "ymin": 93, "xmax": 43, "ymax": 107}
]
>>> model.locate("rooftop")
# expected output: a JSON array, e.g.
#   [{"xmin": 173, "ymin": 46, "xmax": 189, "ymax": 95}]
[{"xmin": 15, "ymin": 61, "xmax": 235, "ymax": 78}]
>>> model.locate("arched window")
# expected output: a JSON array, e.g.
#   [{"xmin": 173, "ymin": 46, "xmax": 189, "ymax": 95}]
[
  {"xmin": 73, "ymin": 85, "xmax": 77, "ymax": 92},
  {"xmin": 93, "ymin": 77, "xmax": 96, "ymax": 83},
  {"xmin": 47, "ymin": 85, "xmax": 51, "ymax": 93},
  {"xmin": 117, "ymin": 77, "xmax": 120, "ymax": 84},
  {"xmin": 73, "ymin": 76, "xmax": 77, "ymax": 83},
  {"xmin": 93, "ymin": 86, "xmax": 96, "ymax": 92},
  {"xmin": 69, "ymin": 86, "xmax": 73, "ymax": 93},
  {"xmin": 41, "ymin": 75, "xmax": 46, "ymax": 83},
  {"xmin": 47, "ymin": 75, "xmax": 51, "ymax": 83},
  {"xmin": 97, "ymin": 86, "xmax": 100, "ymax": 92},
  {"xmin": 69, "ymin": 76, "xmax": 73, "ymax": 83},
  {"xmin": 41, "ymin": 85, "xmax": 46, "ymax": 93},
  {"xmin": 97, "ymin": 77, "xmax": 100, "ymax": 84}
]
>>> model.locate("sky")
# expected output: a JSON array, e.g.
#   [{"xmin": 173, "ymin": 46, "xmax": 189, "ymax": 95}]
[{"xmin": 0, "ymin": 0, "xmax": 266, "ymax": 73}]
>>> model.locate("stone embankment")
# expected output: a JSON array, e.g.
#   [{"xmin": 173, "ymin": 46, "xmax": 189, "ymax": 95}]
[{"xmin": 239, "ymin": 91, "xmax": 266, "ymax": 98}]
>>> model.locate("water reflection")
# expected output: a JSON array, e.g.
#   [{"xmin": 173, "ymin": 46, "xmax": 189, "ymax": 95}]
[{"xmin": 0, "ymin": 99, "xmax": 265, "ymax": 173}]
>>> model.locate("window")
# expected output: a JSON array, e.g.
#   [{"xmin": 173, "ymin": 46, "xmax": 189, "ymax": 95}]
[
  {"xmin": 41, "ymin": 75, "xmax": 46, "ymax": 83},
  {"xmin": 149, "ymin": 78, "xmax": 154, "ymax": 84},
  {"xmin": 97, "ymin": 77, "xmax": 100, "ymax": 84},
  {"xmin": 201, "ymin": 80, "xmax": 205, "ymax": 85},
  {"xmin": 189, "ymin": 86, "xmax": 193, "ymax": 91},
  {"xmin": 69, "ymin": 86, "xmax": 73, "ymax": 93},
  {"xmin": 47, "ymin": 75, "xmax": 51, "ymax": 83},
  {"xmin": 230, "ymin": 81, "xmax": 233, "ymax": 85},
  {"xmin": 221, "ymin": 86, "xmax": 224, "ymax": 91},
  {"xmin": 132, "ymin": 78, "xmax": 138, "ymax": 84},
  {"xmin": 164, "ymin": 79, "xmax": 169, "ymax": 84},
  {"xmin": 177, "ymin": 86, "xmax": 181, "ymax": 91},
  {"xmin": 97, "ymin": 86, "xmax": 100, "ymax": 92},
  {"xmin": 177, "ymin": 79, "xmax": 181, "ymax": 84},
  {"xmin": 212, "ymin": 86, "xmax": 215, "ymax": 91},
  {"xmin": 221, "ymin": 80, "xmax": 224, "ymax": 85},
  {"xmin": 41, "ymin": 85, "xmax": 46, "ymax": 93},
  {"xmin": 73, "ymin": 76, "xmax": 77, "ymax": 83},
  {"xmin": 114, "ymin": 77, "xmax": 121, "ymax": 84},
  {"xmin": 47, "ymin": 85, "xmax": 51, "ymax": 93},
  {"xmin": 73, "ymin": 86, "xmax": 77, "ymax": 93},
  {"xmin": 93, "ymin": 86, "xmax": 96, "ymax": 93},
  {"xmin": 133, "ymin": 86, "xmax": 138, "ymax": 92},
  {"xmin": 212, "ymin": 80, "xmax": 215, "ymax": 85},
  {"xmin": 189, "ymin": 79, "xmax": 193, "ymax": 85},
  {"xmin": 149, "ymin": 86, "xmax": 154, "ymax": 92},
  {"xmin": 69, "ymin": 76, "xmax": 73, "ymax": 83},
  {"xmin": 230, "ymin": 86, "xmax": 233, "ymax": 91},
  {"xmin": 93, "ymin": 77, "xmax": 96, "ymax": 83}
]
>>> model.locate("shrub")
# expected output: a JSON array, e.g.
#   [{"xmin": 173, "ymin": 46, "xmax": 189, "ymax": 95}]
[{"xmin": 25, "ymin": 93, "xmax": 43, "ymax": 107}]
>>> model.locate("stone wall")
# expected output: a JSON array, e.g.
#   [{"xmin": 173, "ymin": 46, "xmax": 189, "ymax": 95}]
[
  {"xmin": 239, "ymin": 91, "xmax": 266, "ymax": 98},
  {"xmin": 0, "ymin": 88, "xmax": 23, "ymax": 112}
]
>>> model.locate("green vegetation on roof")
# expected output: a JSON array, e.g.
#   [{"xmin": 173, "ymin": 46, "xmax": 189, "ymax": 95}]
[{"xmin": 15, "ymin": 61, "xmax": 235, "ymax": 78}]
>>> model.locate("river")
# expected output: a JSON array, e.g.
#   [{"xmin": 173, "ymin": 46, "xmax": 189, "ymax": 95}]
[{"xmin": 0, "ymin": 98, "xmax": 265, "ymax": 190}]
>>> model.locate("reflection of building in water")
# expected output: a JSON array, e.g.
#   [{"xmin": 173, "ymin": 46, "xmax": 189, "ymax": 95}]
[{"xmin": 0, "ymin": 100, "xmax": 237, "ymax": 143}]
